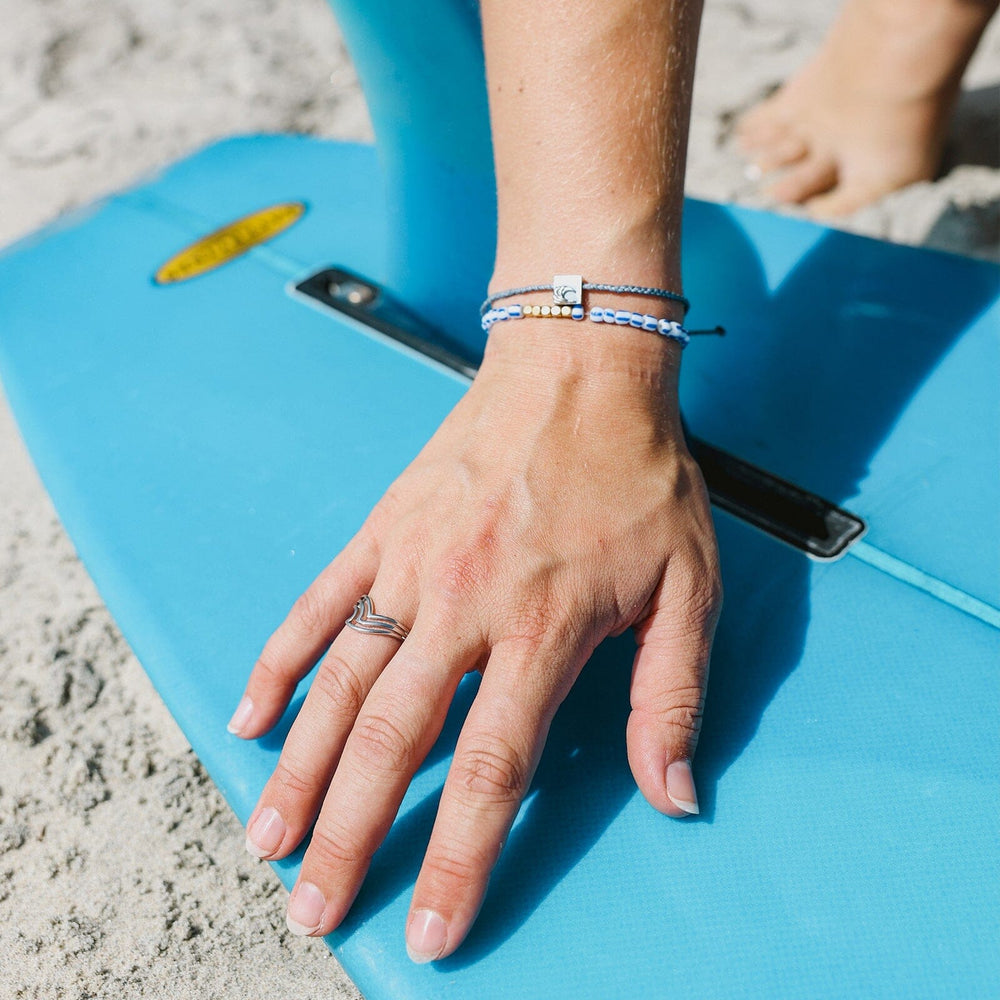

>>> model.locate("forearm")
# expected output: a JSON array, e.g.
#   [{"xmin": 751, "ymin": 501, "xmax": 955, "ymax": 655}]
[{"xmin": 481, "ymin": 0, "xmax": 703, "ymax": 313}]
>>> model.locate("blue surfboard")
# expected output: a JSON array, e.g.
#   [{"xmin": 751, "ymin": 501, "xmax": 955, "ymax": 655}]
[
  {"xmin": 2, "ymin": 130, "xmax": 998, "ymax": 1000},
  {"xmin": 1, "ymin": 1, "xmax": 998, "ymax": 996}
]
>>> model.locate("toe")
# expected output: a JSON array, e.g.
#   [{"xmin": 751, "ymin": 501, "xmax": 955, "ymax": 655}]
[
  {"xmin": 805, "ymin": 171, "xmax": 913, "ymax": 218},
  {"xmin": 751, "ymin": 134, "xmax": 809, "ymax": 174},
  {"xmin": 737, "ymin": 116, "xmax": 788, "ymax": 153},
  {"xmin": 735, "ymin": 93, "xmax": 791, "ymax": 151},
  {"xmin": 805, "ymin": 187, "xmax": 870, "ymax": 218},
  {"xmin": 766, "ymin": 154, "xmax": 838, "ymax": 205}
]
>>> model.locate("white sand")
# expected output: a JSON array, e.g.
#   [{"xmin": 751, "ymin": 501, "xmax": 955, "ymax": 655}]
[{"xmin": 0, "ymin": 2, "xmax": 997, "ymax": 997}]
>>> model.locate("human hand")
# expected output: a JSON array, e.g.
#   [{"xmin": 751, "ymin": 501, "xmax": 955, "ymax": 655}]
[{"xmin": 228, "ymin": 321, "xmax": 722, "ymax": 961}]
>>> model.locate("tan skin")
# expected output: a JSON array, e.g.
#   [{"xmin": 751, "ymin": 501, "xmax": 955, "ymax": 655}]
[
  {"xmin": 739, "ymin": 0, "xmax": 998, "ymax": 216},
  {"xmin": 228, "ymin": 0, "xmax": 722, "ymax": 963}
]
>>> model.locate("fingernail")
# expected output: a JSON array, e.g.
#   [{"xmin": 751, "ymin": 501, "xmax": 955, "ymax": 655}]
[
  {"xmin": 245, "ymin": 807, "xmax": 286, "ymax": 858},
  {"xmin": 666, "ymin": 760, "xmax": 700, "ymax": 815},
  {"xmin": 286, "ymin": 881, "xmax": 326, "ymax": 936},
  {"xmin": 744, "ymin": 162, "xmax": 762, "ymax": 182},
  {"xmin": 227, "ymin": 696, "xmax": 254, "ymax": 735},
  {"xmin": 406, "ymin": 909, "xmax": 448, "ymax": 963}
]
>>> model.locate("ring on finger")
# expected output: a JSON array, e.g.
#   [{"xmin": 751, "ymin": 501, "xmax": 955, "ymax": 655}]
[{"xmin": 346, "ymin": 594, "xmax": 410, "ymax": 642}]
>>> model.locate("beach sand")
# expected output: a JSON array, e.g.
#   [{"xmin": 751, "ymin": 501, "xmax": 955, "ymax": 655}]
[{"xmin": 1, "ymin": 2, "xmax": 997, "ymax": 997}]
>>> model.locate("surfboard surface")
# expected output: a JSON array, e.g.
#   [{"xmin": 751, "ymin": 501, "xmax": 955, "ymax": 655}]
[{"xmin": 1, "ymin": 134, "xmax": 998, "ymax": 999}]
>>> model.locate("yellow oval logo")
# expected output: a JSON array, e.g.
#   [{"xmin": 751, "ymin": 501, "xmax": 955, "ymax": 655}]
[{"xmin": 154, "ymin": 202, "xmax": 306, "ymax": 284}]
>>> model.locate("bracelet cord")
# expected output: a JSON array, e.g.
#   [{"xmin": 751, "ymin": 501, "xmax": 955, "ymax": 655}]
[{"xmin": 481, "ymin": 282, "xmax": 690, "ymax": 317}]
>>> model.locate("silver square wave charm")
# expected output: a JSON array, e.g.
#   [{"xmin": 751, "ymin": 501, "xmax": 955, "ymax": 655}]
[{"xmin": 553, "ymin": 274, "xmax": 583, "ymax": 305}]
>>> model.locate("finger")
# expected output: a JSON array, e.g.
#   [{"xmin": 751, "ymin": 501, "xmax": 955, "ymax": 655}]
[
  {"xmin": 228, "ymin": 534, "xmax": 378, "ymax": 738},
  {"xmin": 405, "ymin": 641, "xmax": 573, "ymax": 963},
  {"xmin": 244, "ymin": 581, "xmax": 417, "ymax": 861},
  {"xmin": 627, "ymin": 572, "xmax": 721, "ymax": 818},
  {"xmin": 766, "ymin": 154, "xmax": 838, "ymax": 205},
  {"xmin": 284, "ymin": 611, "xmax": 480, "ymax": 936}
]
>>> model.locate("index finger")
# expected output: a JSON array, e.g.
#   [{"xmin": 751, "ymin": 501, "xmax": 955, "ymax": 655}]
[{"xmin": 229, "ymin": 535, "xmax": 378, "ymax": 738}]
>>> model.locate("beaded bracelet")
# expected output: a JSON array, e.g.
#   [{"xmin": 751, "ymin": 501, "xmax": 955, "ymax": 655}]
[
  {"xmin": 482, "ymin": 275, "xmax": 690, "ymax": 317},
  {"xmin": 481, "ymin": 303, "xmax": 690, "ymax": 347}
]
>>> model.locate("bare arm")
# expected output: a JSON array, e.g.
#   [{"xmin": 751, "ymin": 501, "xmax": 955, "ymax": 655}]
[{"xmin": 485, "ymin": 0, "xmax": 701, "ymax": 303}]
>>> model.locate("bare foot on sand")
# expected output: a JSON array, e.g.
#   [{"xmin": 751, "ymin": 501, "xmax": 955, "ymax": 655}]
[{"xmin": 738, "ymin": 0, "xmax": 997, "ymax": 217}]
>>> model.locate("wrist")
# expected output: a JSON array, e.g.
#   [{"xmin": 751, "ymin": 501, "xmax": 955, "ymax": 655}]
[
  {"xmin": 491, "ymin": 189, "xmax": 684, "ymax": 291},
  {"xmin": 478, "ymin": 318, "xmax": 685, "ymax": 440},
  {"xmin": 488, "ymin": 249, "xmax": 687, "ymax": 338},
  {"xmin": 490, "ymin": 235, "xmax": 684, "ymax": 317}
]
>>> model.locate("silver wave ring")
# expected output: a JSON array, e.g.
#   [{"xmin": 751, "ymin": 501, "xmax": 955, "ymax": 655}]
[{"xmin": 345, "ymin": 595, "xmax": 410, "ymax": 642}]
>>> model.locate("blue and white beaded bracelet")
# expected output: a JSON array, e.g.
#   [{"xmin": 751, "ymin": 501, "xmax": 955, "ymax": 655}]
[{"xmin": 481, "ymin": 303, "xmax": 690, "ymax": 347}]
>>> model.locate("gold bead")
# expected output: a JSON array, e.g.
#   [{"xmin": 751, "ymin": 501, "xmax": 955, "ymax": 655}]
[{"xmin": 561, "ymin": 305, "xmax": 571, "ymax": 317}]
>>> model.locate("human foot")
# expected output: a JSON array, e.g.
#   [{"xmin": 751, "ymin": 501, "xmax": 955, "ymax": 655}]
[{"xmin": 737, "ymin": 0, "xmax": 997, "ymax": 217}]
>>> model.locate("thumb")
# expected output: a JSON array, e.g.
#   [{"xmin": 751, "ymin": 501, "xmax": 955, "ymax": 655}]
[{"xmin": 626, "ymin": 575, "xmax": 720, "ymax": 818}]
